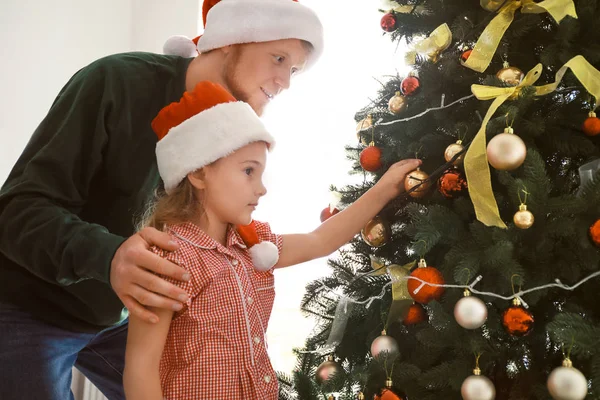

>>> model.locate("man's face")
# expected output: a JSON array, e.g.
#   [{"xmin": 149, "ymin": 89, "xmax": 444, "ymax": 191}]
[{"xmin": 221, "ymin": 39, "xmax": 309, "ymax": 116}]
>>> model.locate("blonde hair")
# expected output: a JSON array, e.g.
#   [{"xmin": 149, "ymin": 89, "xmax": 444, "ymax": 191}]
[{"xmin": 139, "ymin": 177, "xmax": 203, "ymax": 232}]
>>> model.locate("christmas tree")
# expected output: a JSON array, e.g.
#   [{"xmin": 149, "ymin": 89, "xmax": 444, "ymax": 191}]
[{"xmin": 279, "ymin": 0, "xmax": 600, "ymax": 399}]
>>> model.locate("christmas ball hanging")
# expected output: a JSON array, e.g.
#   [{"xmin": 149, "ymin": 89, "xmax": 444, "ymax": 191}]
[
  {"xmin": 315, "ymin": 355, "xmax": 344, "ymax": 386},
  {"xmin": 454, "ymin": 289, "xmax": 488, "ymax": 330},
  {"xmin": 320, "ymin": 206, "xmax": 339, "ymax": 223},
  {"xmin": 388, "ymin": 91, "xmax": 408, "ymax": 115},
  {"xmin": 374, "ymin": 379, "xmax": 406, "ymax": 400},
  {"xmin": 404, "ymin": 168, "xmax": 431, "ymax": 198},
  {"xmin": 589, "ymin": 219, "xmax": 600, "ymax": 247},
  {"xmin": 401, "ymin": 74, "xmax": 420, "ymax": 96},
  {"xmin": 513, "ymin": 204, "xmax": 534, "ymax": 229},
  {"xmin": 380, "ymin": 12, "xmax": 397, "ymax": 32},
  {"xmin": 357, "ymin": 392, "xmax": 365, "ymax": 400},
  {"xmin": 502, "ymin": 298, "xmax": 534, "ymax": 336},
  {"xmin": 582, "ymin": 111, "xmax": 600, "ymax": 137},
  {"xmin": 370, "ymin": 330, "xmax": 399, "ymax": 360},
  {"xmin": 461, "ymin": 371, "xmax": 496, "ymax": 400},
  {"xmin": 496, "ymin": 62, "xmax": 524, "ymax": 86},
  {"xmin": 487, "ymin": 127, "xmax": 527, "ymax": 171},
  {"xmin": 444, "ymin": 140, "xmax": 465, "ymax": 166},
  {"xmin": 438, "ymin": 168, "xmax": 468, "ymax": 199},
  {"xmin": 404, "ymin": 302, "xmax": 427, "ymax": 325},
  {"xmin": 361, "ymin": 216, "xmax": 391, "ymax": 247},
  {"xmin": 356, "ymin": 114, "xmax": 373, "ymax": 145},
  {"xmin": 407, "ymin": 259, "xmax": 445, "ymax": 304},
  {"xmin": 547, "ymin": 358, "xmax": 588, "ymax": 400},
  {"xmin": 360, "ymin": 143, "xmax": 383, "ymax": 172}
]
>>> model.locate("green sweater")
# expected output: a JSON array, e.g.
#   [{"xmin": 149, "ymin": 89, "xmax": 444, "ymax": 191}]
[{"xmin": 0, "ymin": 52, "xmax": 192, "ymax": 332}]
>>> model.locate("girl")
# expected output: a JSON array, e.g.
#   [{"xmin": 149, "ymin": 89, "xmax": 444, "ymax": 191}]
[{"xmin": 123, "ymin": 81, "xmax": 420, "ymax": 400}]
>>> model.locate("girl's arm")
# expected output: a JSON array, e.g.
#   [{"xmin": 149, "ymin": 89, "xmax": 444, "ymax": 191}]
[
  {"xmin": 275, "ymin": 159, "xmax": 421, "ymax": 269},
  {"xmin": 124, "ymin": 307, "xmax": 174, "ymax": 400}
]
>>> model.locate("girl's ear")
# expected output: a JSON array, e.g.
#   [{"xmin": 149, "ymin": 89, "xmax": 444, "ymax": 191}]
[{"xmin": 187, "ymin": 168, "xmax": 207, "ymax": 190}]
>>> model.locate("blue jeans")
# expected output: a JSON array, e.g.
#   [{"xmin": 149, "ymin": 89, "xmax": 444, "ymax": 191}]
[{"xmin": 0, "ymin": 302, "xmax": 127, "ymax": 400}]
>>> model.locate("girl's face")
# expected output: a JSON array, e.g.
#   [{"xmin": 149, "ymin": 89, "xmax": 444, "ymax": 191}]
[{"xmin": 199, "ymin": 141, "xmax": 269, "ymax": 226}]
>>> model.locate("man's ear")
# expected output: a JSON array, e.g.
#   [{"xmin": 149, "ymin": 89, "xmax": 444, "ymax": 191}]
[{"xmin": 187, "ymin": 168, "xmax": 207, "ymax": 190}]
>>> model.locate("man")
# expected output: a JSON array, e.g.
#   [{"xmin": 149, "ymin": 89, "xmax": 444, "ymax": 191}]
[{"xmin": 0, "ymin": 0, "xmax": 323, "ymax": 399}]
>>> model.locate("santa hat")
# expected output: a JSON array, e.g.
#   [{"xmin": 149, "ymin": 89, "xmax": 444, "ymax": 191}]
[
  {"xmin": 151, "ymin": 81, "xmax": 279, "ymax": 271},
  {"xmin": 163, "ymin": 0, "xmax": 323, "ymax": 70}
]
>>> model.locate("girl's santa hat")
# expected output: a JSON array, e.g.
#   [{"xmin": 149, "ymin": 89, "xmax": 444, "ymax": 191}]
[
  {"xmin": 152, "ymin": 81, "xmax": 279, "ymax": 271},
  {"xmin": 163, "ymin": 0, "xmax": 324, "ymax": 70}
]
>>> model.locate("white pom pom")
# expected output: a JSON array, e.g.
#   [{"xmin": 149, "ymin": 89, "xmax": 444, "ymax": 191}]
[
  {"xmin": 163, "ymin": 35, "xmax": 197, "ymax": 57},
  {"xmin": 249, "ymin": 241, "xmax": 279, "ymax": 272}
]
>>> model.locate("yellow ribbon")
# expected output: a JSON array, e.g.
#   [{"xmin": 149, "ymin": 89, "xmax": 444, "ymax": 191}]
[
  {"xmin": 405, "ymin": 23, "xmax": 452, "ymax": 65},
  {"xmin": 387, "ymin": 261, "xmax": 415, "ymax": 326},
  {"xmin": 465, "ymin": 55, "xmax": 600, "ymax": 228},
  {"xmin": 464, "ymin": 0, "xmax": 577, "ymax": 73}
]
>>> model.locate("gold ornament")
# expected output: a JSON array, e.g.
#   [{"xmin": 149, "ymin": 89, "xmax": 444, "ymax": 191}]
[
  {"xmin": 497, "ymin": 61, "xmax": 525, "ymax": 86},
  {"xmin": 315, "ymin": 355, "xmax": 343, "ymax": 386},
  {"xmin": 361, "ymin": 216, "xmax": 391, "ymax": 247},
  {"xmin": 404, "ymin": 168, "xmax": 431, "ymax": 198},
  {"xmin": 388, "ymin": 91, "xmax": 407, "ymax": 115},
  {"xmin": 513, "ymin": 204, "xmax": 534, "ymax": 229},
  {"xmin": 486, "ymin": 127, "xmax": 526, "ymax": 171},
  {"xmin": 444, "ymin": 140, "xmax": 465, "ymax": 166},
  {"xmin": 356, "ymin": 114, "xmax": 373, "ymax": 145},
  {"xmin": 357, "ymin": 392, "xmax": 365, "ymax": 400},
  {"xmin": 547, "ymin": 358, "xmax": 588, "ymax": 400}
]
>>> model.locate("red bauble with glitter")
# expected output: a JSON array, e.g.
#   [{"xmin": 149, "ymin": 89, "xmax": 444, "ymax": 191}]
[
  {"xmin": 403, "ymin": 303, "xmax": 427, "ymax": 325},
  {"xmin": 407, "ymin": 261, "xmax": 445, "ymax": 304},
  {"xmin": 380, "ymin": 13, "xmax": 397, "ymax": 32},
  {"xmin": 438, "ymin": 168, "xmax": 468, "ymax": 198},
  {"xmin": 401, "ymin": 75, "xmax": 420, "ymax": 96},
  {"xmin": 320, "ymin": 206, "xmax": 339, "ymax": 223},
  {"xmin": 360, "ymin": 145, "xmax": 383, "ymax": 172},
  {"xmin": 502, "ymin": 300, "xmax": 534, "ymax": 336},
  {"xmin": 461, "ymin": 49, "xmax": 472, "ymax": 63},
  {"xmin": 583, "ymin": 112, "xmax": 600, "ymax": 136},
  {"xmin": 590, "ymin": 219, "xmax": 600, "ymax": 247}
]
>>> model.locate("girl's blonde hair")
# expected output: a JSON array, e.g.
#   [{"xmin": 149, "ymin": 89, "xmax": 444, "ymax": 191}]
[{"xmin": 139, "ymin": 177, "xmax": 203, "ymax": 232}]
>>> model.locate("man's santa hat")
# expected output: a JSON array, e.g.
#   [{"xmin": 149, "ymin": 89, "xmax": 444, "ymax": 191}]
[
  {"xmin": 163, "ymin": 0, "xmax": 323, "ymax": 70},
  {"xmin": 152, "ymin": 81, "xmax": 279, "ymax": 271}
]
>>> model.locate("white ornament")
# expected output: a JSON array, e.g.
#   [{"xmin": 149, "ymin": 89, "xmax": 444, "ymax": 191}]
[
  {"xmin": 370, "ymin": 330, "xmax": 399, "ymax": 361},
  {"xmin": 547, "ymin": 358, "xmax": 588, "ymax": 400},
  {"xmin": 454, "ymin": 290, "xmax": 488, "ymax": 329},
  {"xmin": 250, "ymin": 241, "xmax": 279, "ymax": 271},
  {"xmin": 461, "ymin": 373, "xmax": 496, "ymax": 400}
]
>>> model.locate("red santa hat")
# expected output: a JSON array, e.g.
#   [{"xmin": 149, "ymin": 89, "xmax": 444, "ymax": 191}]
[
  {"xmin": 163, "ymin": 0, "xmax": 324, "ymax": 70},
  {"xmin": 151, "ymin": 81, "xmax": 278, "ymax": 271}
]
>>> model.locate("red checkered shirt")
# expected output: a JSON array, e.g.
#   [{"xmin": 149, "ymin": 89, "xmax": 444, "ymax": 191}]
[{"xmin": 151, "ymin": 221, "xmax": 283, "ymax": 400}]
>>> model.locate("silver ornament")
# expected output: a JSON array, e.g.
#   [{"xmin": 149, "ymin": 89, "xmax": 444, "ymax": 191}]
[
  {"xmin": 370, "ymin": 330, "xmax": 399, "ymax": 361},
  {"xmin": 547, "ymin": 359, "xmax": 587, "ymax": 400},
  {"xmin": 461, "ymin": 374, "xmax": 496, "ymax": 400},
  {"xmin": 454, "ymin": 290, "xmax": 488, "ymax": 329},
  {"xmin": 315, "ymin": 355, "xmax": 343, "ymax": 385}
]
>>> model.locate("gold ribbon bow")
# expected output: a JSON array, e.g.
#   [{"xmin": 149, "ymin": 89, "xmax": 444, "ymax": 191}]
[
  {"xmin": 405, "ymin": 23, "xmax": 452, "ymax": 65},
  {"xmin": 465, "ymin": 55, "xmax": 600, "ymax": 228},
  {"xmin": 463, "ymin": 0, "xmax": 577, "ymax": 73},
  {"xmin": 386, "ymin": 261, "xmax": 415, "ymax": 326}
]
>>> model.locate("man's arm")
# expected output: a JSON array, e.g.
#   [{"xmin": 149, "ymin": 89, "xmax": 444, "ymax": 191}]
[{"xmin": 0, "ymin": 61, "xmax": 189, "ymax": 322}]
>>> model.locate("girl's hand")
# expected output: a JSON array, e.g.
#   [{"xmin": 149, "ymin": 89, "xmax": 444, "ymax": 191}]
[{"xmin": 375, "ymin": 159, "xmax": 422, "ymax": 200}]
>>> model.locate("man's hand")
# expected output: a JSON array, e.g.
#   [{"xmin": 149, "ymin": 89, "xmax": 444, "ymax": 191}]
[{"xmin": 110, "ymin": 227, "xmax": 190, "ymax": 323}]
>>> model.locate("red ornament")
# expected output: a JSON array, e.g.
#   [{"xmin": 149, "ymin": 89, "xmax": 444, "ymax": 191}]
[
  {"xmin": 400, "ymin": 75, "xmax": 420, "ymax": 96},
  {"xmin": 461, "ymin": 49, "xmax": 472, "ymax": 63},
  {"xmin": 403, "ymin": 302, "xmax": 427, "ymax": 325},
  {"xmin": 502, "ymin": 299, "xmax": 534, "ymax": 336},
  {"xmin": 374, "ymin": 389, "xmax": 405, "ymax": 400},
  {"xmin": 407, "ymin": 259, "xmax": 445, "ymax": 304},
  {"xmin": 583, "ymin": 111, "xmax": 600, "ymax": 136},
  {"xmin": 380, "ymin": 13, "xmax": 397, "ymax": 32},
  {"xmin": 590, "ymin": 219, "xmax": 600, "ymax": 246},
  {"xmin": 360, "ymin": 145, "xmax": 383, "ymax": 172},
  {"xmin": 320, "ymin": 206, "xmax": 339, "ymax": 223},
  {"xmin": 438, "ymin": 168, "xmax": 468, "ymax": 198}
]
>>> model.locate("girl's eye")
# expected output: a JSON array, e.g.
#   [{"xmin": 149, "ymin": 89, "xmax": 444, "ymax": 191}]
[
  {"xmin": 245, "ymin": 167, "xmax": 254, "ymax": 176},
  {"xmin": 274, "ymin": 55, "xmax": 284, "ymax": 63}
]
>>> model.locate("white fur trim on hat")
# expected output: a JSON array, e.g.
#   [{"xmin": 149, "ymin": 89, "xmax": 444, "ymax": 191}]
[
  {"xmin": 249, "ymin": 241, "xmax": 279, "ymax": 271},
  {"xmin": 163, "ymin": 35, "xmax": 198, "ymax": 57},
  {"xmin": 156, "ymin": 101, "xmax": 275, "ymax": 194},
  {"xmin": 198, "ymin": 0, "xmax": 324, "ymax": 69}
]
